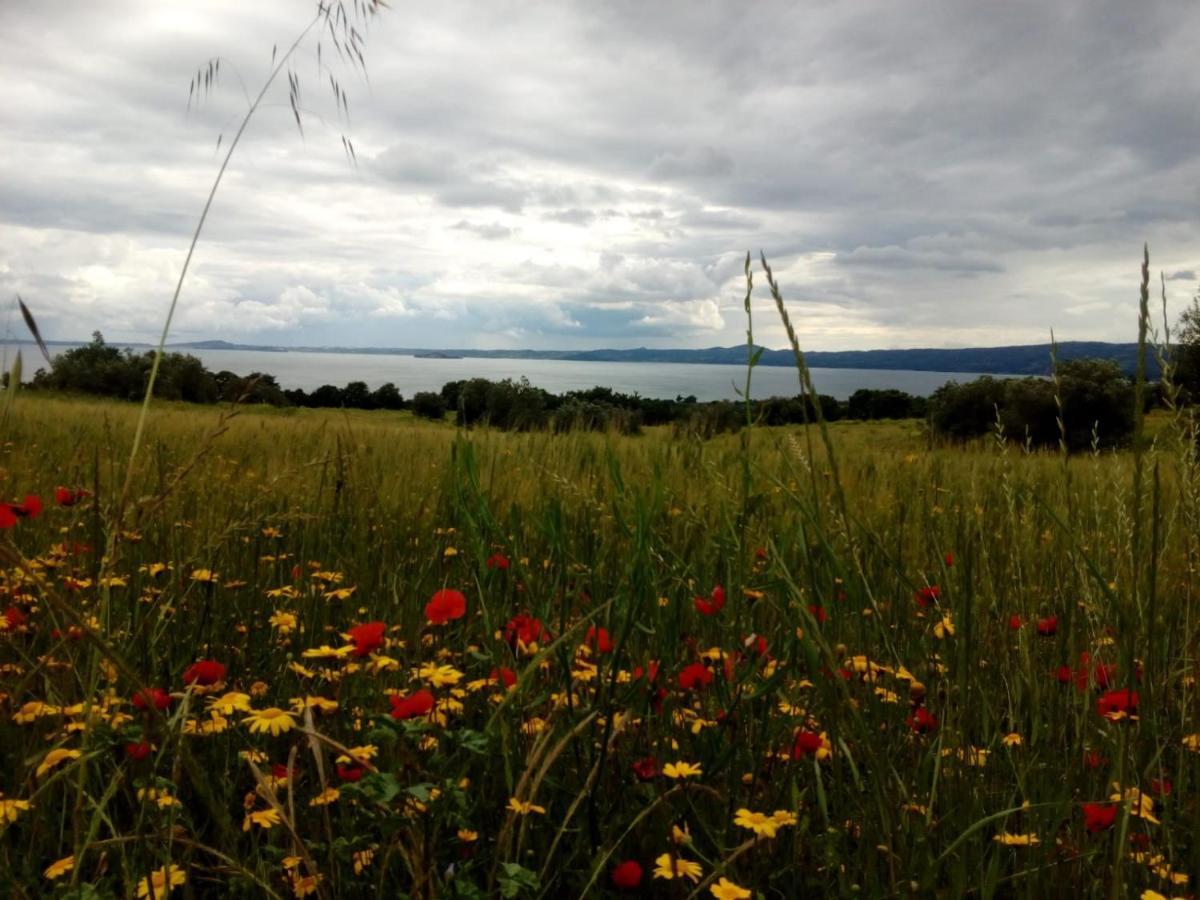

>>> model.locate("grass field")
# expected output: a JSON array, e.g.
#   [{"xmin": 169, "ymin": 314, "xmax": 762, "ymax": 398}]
[{"xmin": 2, "ymin": 391, "xmax": 1199, "ymax": 898}]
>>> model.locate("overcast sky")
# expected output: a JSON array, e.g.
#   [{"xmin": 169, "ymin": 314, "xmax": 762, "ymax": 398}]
[{"xmin": 2, "ymin": 0, "xmax": 1199, "ymax": 351}]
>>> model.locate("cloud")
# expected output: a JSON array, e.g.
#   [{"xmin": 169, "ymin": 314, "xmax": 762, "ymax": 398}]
[
  {"xmin": 2, "ymin": 0, "xmax": 1199, "ymax": 353},
  {"xmin": 452, "ymin": 220, "xmax": 516, "ymax": 240}
]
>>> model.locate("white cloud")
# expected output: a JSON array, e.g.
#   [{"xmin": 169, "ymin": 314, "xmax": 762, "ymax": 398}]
[{"xmin": 2, "ymin": 0, "xmax": 1199, "ymax": 352}]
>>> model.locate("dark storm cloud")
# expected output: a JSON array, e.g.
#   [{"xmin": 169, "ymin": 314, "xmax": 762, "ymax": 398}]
[{"xmin": 2, "ymin": 0, "xmax": 1199, "ymax": 351}]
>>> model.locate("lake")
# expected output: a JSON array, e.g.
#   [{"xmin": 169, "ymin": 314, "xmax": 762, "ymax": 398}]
[{"xmin": 3, "ymin": 343, "xmax": 996, "ymax": 402}]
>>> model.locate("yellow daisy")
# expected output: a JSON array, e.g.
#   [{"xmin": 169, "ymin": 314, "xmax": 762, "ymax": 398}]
[
  {"xmin": 310, "ymin": 788, "xmax": 340, "ymax": 807},
  {"xmin": 734, "ymin": 808, "xmax": 780, "ymax": 839},
  {"xmin": 243, "ymin": 708, "xmax": 298, "ymax": 736},
  {"xmin": 36, "ymin": 748, "xmax": 82, "ymax": 779},
  {"xmin": 506, "ymin": 797, "xmax": 546, "ymax": 815},
  {"xmin": 44, "ymin": 855, "xmax": 75, "ymax": 880},
  {"xmin": 652, "ymin": 852, "xmax": 703, "ymax": 882},
  {"xmin": 711, "ymin": 878, "xmax": 752, "ymax": 900},
  {"xmin": 136, "ymin": 864, "xmax": 186, "ymax": 898},
  {"xmin": 243, "ymin": 808, "xmax": 283, "ymax": 831},
  {"xmin": 207, "ymin": 692, "xmax": 252, "ymax": 715},
  {"xmin": 662, "ymin": 761, "xmax": 702, "ymax": 780}
]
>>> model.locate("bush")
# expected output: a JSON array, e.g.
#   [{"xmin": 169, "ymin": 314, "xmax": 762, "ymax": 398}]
[
  {"xmin": 929, "ymin": 360, "xmax": 1134, "ymax": 450},
  {"xmin": 411, "ymin": 391, "xmax": 445, "ymax": 420}
]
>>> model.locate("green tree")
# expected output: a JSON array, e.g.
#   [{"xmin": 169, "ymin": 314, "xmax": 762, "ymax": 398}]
[{"xmin": 1175, "ymin": 290, "xmax": 1200, "ymax": 401}]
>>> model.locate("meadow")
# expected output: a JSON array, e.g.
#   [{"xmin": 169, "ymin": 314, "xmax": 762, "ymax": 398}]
[{"xmin": 1, "ymin": 389, "xmax": 1199, "ymax": 898}]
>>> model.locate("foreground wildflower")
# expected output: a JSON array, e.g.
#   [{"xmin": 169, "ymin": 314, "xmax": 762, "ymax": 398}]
[
  {"xmin": 0, "ymin": 495, "xmax": 42, "ymax": 528},
  {"xmin": 243, "ymin": 708, "xmax": 298, "ymax": 736},
  {"xmin": 347, "ymin": 621, "xmax": 387, "ymax": 657},
  {"xmin": 663, "ymin": 761, "xmax": 702, "ymax": 780},
  {"xmin": 310, "ymin": 788, "xmax": 340, "ymax": 807},
  {"xmin": 269, "ymin": 610, "xmax": 298, "ymax": 634},
  {"xmin": 425, "ymin": 588, "xmax": 467, "ymax": 625},
  {"xmin": 36, "ymin": 748, "xmax": 81, "ymax": 779},
  {"xmin": 1109, "ymin": 783, "xmax": 1160, "ymax": 824},
  {"xmin": 507, "ymin": 798, "xmax": 546, "ymax": 815},
  {"xmin": 389, "ymin": 689, "xmax": 435, "ymax": 720},
  {"xmin": 652, "ymin": 853, "xmax": 703, "ymax": 883},
  {"xmin": 611, "ymin": 860, "xmax": 643, "ymax": 889},
  {"xmin": 734, "ymin": 808, "xmax": 791, "ymax": 839},
  {"xmin": 55, "ymin": 486, "xmax": 89, "ymax": 506},
  {"xmin": 133, "ymin": 688, "xmax": 172, "ymax": 712},
  {"xmin": 792, "ymin": 729, "xmax": 832, "ymax": 761},
  {"xmin": 43, "ymin": 855, "xmax": 75, "ymax": 880},
  {"xmin": 243, "ymin": 808, "xmax": 283, "ymax": 831},
  {"xmin": 136, "ymin": 864, "xmax": 187, "ymax": 898},
  {"xmin": 0, "ymin": 796, "xmax": 32, "ymax": 824},
  {"xmin": 1082, "ymin": 802, "xmax": 1118, "ymax": 833},
  {"xmin": 504, "ymin": 613, "xmax": 548, "ymax": 651},
  {"xmin": 182, "ymin": 659, "xmax": 226, "ymax": 687},
  {"xmin": 679, "ymin": 662, "xmax": 714, "ymax": 691},
  {"xmin": 208, "ymin": 692, "xmax": 252, "ymax": 715},
  {"xmin": 1097, "ymin": 688, "xmax": 1139, "ymax": 721},
  {"xmin": 711, "ymin": 878, "xmax": 752, "ymax": 900},
  {"xmin": 907, "ymin": 706, "xmax": 937, "ymax": 734},
  {"xmin": 994, "ymin": 832, "xmax": 1039, "ymax": 846},
  {"xmin": 138, "ymin": 788, "xmax": 181, "ymax": 808},
  {"xmin": 694, "ymin": 584, "xmax": 726, "ymax": 616}
]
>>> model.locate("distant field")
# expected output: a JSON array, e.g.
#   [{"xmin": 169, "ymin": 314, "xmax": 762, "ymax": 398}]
[{"xmin": 1, "ymin": 392, "xmax": 1198, "ymax": 897}]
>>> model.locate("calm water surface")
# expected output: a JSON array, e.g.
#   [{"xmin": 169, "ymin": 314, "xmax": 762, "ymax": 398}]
[{"xmin": 4, "ymin": 344, "xmax": 996, "ymax": 402}]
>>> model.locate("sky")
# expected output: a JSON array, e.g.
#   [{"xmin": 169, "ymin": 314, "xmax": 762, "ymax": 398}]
[{"xmin": 2, "ymin": 0, "xmax": 1199, "ymax": 352}]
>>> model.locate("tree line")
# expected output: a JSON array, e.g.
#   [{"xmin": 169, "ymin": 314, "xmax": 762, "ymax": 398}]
[{"xmin": 16, "ymin": 306, "xmax": 1200, "ymax": 449}]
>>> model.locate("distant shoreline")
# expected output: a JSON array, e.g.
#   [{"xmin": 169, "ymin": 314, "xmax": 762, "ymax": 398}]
[{"xmin": 1, "ymin": 338, "xmax": 1157, "ymax": 378}]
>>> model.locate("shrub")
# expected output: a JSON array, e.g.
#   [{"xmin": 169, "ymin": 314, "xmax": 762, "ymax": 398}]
[{"xmin": 411, "ymin": 391, "xmax": 446, "ymax": 420}]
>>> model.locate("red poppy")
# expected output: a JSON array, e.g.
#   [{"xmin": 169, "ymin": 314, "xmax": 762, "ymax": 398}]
[
  {"xmin": 488, "ymin": 666, "xmax": 517, "ymax": 688},
  {"xmin": 1008, "ymin": 615, "xmax": 1022, "ymax": 630},
  {"xmin": 504, "ymin": 613, "xmax": 548, "ymax": 649},
  {"xmin": 915, "ymin": 585, "xmax": 940, "ymax": 608},
  {"xmin": 1075, "ymin": 661, "xmax": 1117, "ymax": 692},
  {"xmin": 336, "ymin": 764, "xmax": 365, "ymax": 782},
  {"xmin": 1082, "ymin": 802, "xmax": 1117, "ymax": 833},
  {"xmin": 1036, "ymin": 615, "xmax": 1058, "ymax": 636},
  {"xmin": 1097, "ymin": 688, "xmax": 1138, "ymax": 720},
  {"xmin": 182, "ymin": 659, "xmax": 226, "ymax": 686},
  {"xmin": 12, "ymin": 495, "xmax": 42, "ymax": 518},
  {"xmin": 1, "ymin": 605, "xmax": 26, "ymax": 631},
  {"xmin": 792, "ymin": 729, "xmax": 826, "ymax": 760},
  {"xmin": 907, "ymin": 706, "xmax": 937, "ymax": 734},
  {"xmin": 486, "ymin": 552, "xmax": 510, "ymax": 570},
  {"xmin": 585, "ymin": 625, "xmax": 613, "ymax": 654},
  {"xmin": 744, "ymin": 634, "xmax": 769, "ymax": 657},
  {"xmin": 1150, "ymin": 777, "xmax": 1173, "ymax": 797},
  {"xmin": 944, "ymin": 552, "xmax": 954, "ymax": 567},
  {"xmin": 426, "ymin": 589, "xmax": 467, "ymax": 625},
  {"xmin": 611, "ymin": 860, "xmax": 643, "ymax": 890},
  {"xmin": 1083, "ymin": 750, "xmax": 1107, "ymax": 770},
  {"xmin": 389, "ymin": 689, "xmax": 435, "ymax": 720},
  {"xmin": 1, "ymin": 495, "xmax": 42, "ymax": 527},
  {"xmin": 679, "ymin": 662, "xmax": 714, "ymax": 691},
  {"xmin": 124, "ymin": 741, "xmax": 153, "ymax": 761},
  {"xmin": 632, "ymin": 660, "xmax": 659, "ymax": 683},
  {"xmin": 694, "ymin": 584, "xmax": 726, "ymax": 616},
  {"xmin": 132, "ymin": 687, "xmax": 172, "ymax": 712},
  {"xmin": 631, "ymin": 756, "xmax": 659, "ymax": 781},
  {"xmin": 348, "ymin": 621, "xmax": 387, "ymax": 657},
  {"xmin": 55, "ymin": 487, "xmax": 90, "ymax": 507},
  {"xmin": 807, "ymin": 604, "xmax": 828, "ymax": 624},
  {"xmin": 271, "ymin": 762, "xmax": 295, "ymax": 782},
  {"xmin": 1055, "ymin": 665, "xmax": 1073, "ymax": 685}
]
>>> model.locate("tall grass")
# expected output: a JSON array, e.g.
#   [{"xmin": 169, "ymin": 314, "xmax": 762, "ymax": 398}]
[{"xmin": 1, "ymin": 368, "xmax": 1198, "ymax": 896}]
